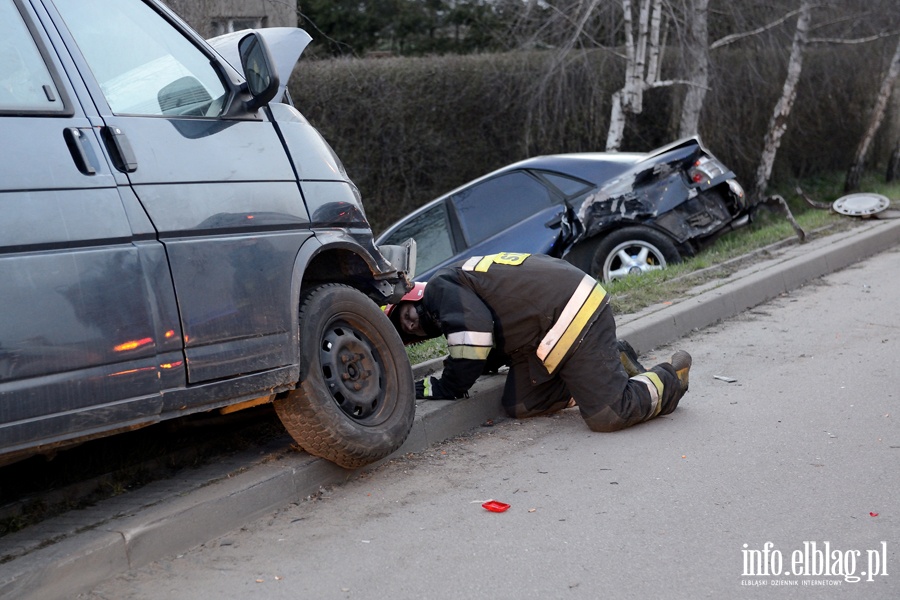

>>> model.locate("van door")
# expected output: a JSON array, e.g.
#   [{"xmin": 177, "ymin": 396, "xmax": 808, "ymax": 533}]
[
  {"xmin": 0, "ymin": 0, "xmax": 179, "ymax": 456},
  {"xmin": 48, "ymin": 0, "xmax": 313, "ymax": 386}
]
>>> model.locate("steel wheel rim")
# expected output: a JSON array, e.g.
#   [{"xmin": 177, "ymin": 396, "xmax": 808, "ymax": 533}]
[{"xmin": 318, "ymin": 319, "xmax": 388, "ymax": 425}]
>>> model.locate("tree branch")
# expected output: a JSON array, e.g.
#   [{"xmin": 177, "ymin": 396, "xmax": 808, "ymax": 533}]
[
  {"xmin": 809, "ymin": 31, "xmax": 899, "ymax": 45},
  {"xmin": 710, "ymin": 8, "xmax": 804, "ymax": 49}
]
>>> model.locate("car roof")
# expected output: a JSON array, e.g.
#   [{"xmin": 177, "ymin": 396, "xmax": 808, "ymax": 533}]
[{"xmin": 500, "ymin": 152, "xmax": 648, "ymax": 186}]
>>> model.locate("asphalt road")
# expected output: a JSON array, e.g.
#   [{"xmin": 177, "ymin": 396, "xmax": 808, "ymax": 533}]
[{"xmin": 82, "ymin": 246, "xmax": 900, "ymax": 599}]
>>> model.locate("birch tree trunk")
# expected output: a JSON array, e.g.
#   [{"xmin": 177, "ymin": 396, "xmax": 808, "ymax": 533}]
[
  {"xmin": 752, "ymin": 1, "xmax": 812, "ymax": 199},
  {"xmin": 606, "ymin": 0, "xmax": 663, "ymax": 151},
  {"xmin": 678, "ymin": 0, "xmax": 709, "ymax": 137},
  {"xmin": 845, "ymin": 35, "xmax": 900, "ymax": 192}
]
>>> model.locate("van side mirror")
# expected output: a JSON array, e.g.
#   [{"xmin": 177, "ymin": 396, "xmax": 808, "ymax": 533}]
[{"xmin": 238, "ymin": 32, "xmax": 279, "ymax": 111}]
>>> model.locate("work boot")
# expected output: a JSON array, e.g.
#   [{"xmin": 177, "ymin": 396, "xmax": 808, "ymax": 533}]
[
  {"xmin": 617, "ymin": 339, "xmax": 646, "ymax": 377},
  {"xmin": 670, "ymin": 350, "xmax": 692, "ymax": 394}
]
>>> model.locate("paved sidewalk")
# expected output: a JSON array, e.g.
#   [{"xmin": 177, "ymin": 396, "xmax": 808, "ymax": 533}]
[{"xmin": 2, "ymin": 218, "xmax": 899, "ymax": 600}]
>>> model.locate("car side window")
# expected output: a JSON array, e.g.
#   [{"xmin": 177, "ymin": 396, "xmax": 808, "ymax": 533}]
[
  {"xmin": 451, "ymin": 172, "xmax": 554, "ymax": 245},
  {"xmin": 383, "ymin": 204, "xmax": 454, "ymax": 276},
  {"xmin": 0, "ymin": 0, "xmax": 65, "ymax": 113},
  {"xmin": 53, "ymin": 0, "xmax": 228, "ymax": 117}
]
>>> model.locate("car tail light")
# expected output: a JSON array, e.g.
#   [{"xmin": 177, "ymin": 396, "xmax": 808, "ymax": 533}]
[{"xmin": 689, "ymin": 156, "xmax": 726, "ymax": 184}]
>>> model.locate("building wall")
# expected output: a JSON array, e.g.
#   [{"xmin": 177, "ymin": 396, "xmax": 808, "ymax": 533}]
[{"xmin": 164, "ymin": 0, "xmax": 296, "ymax": 39}]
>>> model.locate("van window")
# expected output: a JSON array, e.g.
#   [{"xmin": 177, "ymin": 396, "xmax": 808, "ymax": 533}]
[
  {"xmin": 0, "ymin": 0, "xmax": 65, "ymax": 113},
  {"xmin": 54, "ymin": 0, "xmax": 228, "ymax": 117}
]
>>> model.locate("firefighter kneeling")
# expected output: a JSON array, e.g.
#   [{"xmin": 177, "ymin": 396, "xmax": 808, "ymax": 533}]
[{"xmin": 384, "ymin": 252, "xmax": 691, "ymax": 432}]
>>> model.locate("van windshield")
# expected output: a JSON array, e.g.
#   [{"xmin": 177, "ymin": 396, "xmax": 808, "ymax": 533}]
[{"xmin": 54, "ymin": 0, "xmax": 228, "ymax": 117}]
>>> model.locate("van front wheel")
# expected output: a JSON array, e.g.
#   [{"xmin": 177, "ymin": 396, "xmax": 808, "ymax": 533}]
[{"xmin": 274, "ymin": 284, "xmax": 416, "ymax": 469}]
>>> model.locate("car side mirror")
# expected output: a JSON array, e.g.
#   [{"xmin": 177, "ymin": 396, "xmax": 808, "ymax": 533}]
[{"xmin": 238, "ymin": 32, "xmax": 279, "ymax": 112}]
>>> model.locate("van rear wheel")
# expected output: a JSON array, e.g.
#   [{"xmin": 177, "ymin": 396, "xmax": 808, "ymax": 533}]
[{"xmin": 274, "ymin": 284, "xmax": 415, "ymax": 469}]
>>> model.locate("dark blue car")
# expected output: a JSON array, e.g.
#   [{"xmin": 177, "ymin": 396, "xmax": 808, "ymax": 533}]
[{"xmin": 377, "ymin": 138, "xmax": 750, "ymax": 282}]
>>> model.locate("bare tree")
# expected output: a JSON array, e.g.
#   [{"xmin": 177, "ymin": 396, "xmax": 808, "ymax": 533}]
[
  {"xmin": 606, "ymin": 0, "xmax": 679, "ymax": 150},
  {"xmin": 845, "ymin": 35, "xmax": 900, "ymax": 191},
  {"xmin": 677, "ymin": 0, "xmax": 709, "ymax": 137},
  {"xmin": 752, "ymin": 1, "xmax": 813, "ymax": 200}
]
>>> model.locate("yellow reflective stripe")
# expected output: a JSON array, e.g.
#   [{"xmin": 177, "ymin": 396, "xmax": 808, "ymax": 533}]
[
  {"xmin": 539, "ymin": 280, "xmax": 607, "ymax": 374},
  {"xmin": 537, "ymin": 275, "xmax": 597, "ymax": 362},
  {"xmin": 541, "ymin": 285, "xmax": 605, "ymax": 373},
  {"xmin": 448, "ymin": 345, "xmax": 493, "ymax": 360},
  {"xmin": 462, "ymin": 256, "xmax": 483, "ymax": 271},
  {"xmin": 461, "ymin": 253, "xmax": 531, "ymax": 272},
  {"xmin": 423, "ymin": 376, "xmax": 434, "ymax": 397},
  {"xmin": 633, "ymin": 372, "xmax": 664, "ymax": 418},
  {"xmin": 473, "ymin": 255, "xmax": 495, "ymax": 272},
  {"xmin": 447, "ymin": 330, "xmax": 493, "ymax": 346}
]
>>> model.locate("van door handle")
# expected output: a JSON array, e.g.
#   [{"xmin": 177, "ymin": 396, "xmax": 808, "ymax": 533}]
[
  {"xmin": 63, "ymin": 127, "xmax": 96, "ymax": 175},
  {"xmin": 102, "ymin": 126, "xmax": 138, "ymax": 173}
]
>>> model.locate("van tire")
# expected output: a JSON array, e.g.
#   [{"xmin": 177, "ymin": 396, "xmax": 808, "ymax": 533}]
[{"xmin": 274, "ymin": 284, "xmax": 415, "ymax": 469}]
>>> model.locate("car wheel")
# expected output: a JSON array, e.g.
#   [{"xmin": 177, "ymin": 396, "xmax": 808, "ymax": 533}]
[
  {"xmin": 274, "ymin": 284, "xmax": 416, "ymax": 469},
  {"xmin": 590, "ymin": 226, "xmax": 681, "ymax": 282}
]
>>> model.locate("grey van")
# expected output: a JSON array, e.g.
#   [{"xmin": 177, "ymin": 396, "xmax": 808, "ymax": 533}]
[{"xmin": 0, "ymin": 0, "xmax": 416, "ymax": 469}]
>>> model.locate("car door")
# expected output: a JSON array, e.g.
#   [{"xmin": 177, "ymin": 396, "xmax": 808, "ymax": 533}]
[
  {"xmin": 449, "ymin": 170, "xmax": 563, "ymax": 260},
  {"xmin": 378, "ymin": 171, "xmax": 564, "ymax": 281},
  {"xmin": 0, "ymin": 0, "xmax": 179, "ymax": 456},
  {"xmin": 46, "ymin": 0, "xmax": 313, "ymax": 385}
]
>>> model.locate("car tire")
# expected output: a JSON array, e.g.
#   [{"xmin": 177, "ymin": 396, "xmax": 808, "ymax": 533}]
[
  {"xmin": 590, "ymin": 226, "xmax": 681, "ymax": 282},
  {"xmin": 274, "ymin": 284, "xmax": 416, "ymax": 469}
]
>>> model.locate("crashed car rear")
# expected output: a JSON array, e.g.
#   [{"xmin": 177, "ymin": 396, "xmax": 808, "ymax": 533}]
[
  {"xmin": 562, "ymin": 137, "xmax": 750, "ymax": 280},
  {"xmin": 377, "ymin": 137, "xmax": 751, "ymax": 282}
]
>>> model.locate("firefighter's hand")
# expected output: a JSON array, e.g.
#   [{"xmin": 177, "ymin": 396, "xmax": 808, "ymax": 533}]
[
  {"xmin": 415, "ymin": 377, "xmax": 432, "ymax": 399},
  {"xmin": 415, "ymin": 376, "xmax": 463, "ymax": 400}
]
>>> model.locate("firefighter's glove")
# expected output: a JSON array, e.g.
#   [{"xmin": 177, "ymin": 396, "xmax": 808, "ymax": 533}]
[{"xmin": 415, "ymin": 376, "xmax": 465, "ymax": 400}]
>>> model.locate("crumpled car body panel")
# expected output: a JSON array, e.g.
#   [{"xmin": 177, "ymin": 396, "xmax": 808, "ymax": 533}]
[{"xmin": 563, "ymin": 137, "xmax": 748, "ymax": 256}]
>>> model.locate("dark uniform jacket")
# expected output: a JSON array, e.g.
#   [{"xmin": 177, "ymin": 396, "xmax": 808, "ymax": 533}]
[{"xmin": 419, "ymin": 252, "xmax": 608, "ymax": 399}]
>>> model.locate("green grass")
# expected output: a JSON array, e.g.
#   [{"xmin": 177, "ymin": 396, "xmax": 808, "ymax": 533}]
[
  {"xmin": 406, "ymin": 337, "xmax": 449, "ymax": 365},
  {"xmin": 405, "ymin": 174, "xmax": 899, "ymax": 365}
]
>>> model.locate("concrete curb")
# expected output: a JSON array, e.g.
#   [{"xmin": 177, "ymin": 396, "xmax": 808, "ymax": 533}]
[
  {"xmin": 2, "ymin": 218, "xmax": 898, "ymax": 600},
  {"xmin": 615, "ymin": 218, "xmax": 900, "ymax": 354}
]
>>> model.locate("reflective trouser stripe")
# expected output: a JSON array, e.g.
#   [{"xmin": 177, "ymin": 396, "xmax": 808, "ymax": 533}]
[
  {"xmin": 423, "ymin": 376, "xmax": 433, "ymax": 397},
  {"xmin": 447, "ymin": 330, "xmax": 493, "ymax": 360},
  {"xmin": 537, "ymin": 276, "xmax": 607, "ymax": 374},
  {"xmin": 632, "ymin": 372, "xmax": 664, "ymax": 418}
]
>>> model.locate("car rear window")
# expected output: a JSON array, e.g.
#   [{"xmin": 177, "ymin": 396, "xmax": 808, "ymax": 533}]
[{"xmin": 539, "ymin": 171, "xmax": 593, "ymax": 198}]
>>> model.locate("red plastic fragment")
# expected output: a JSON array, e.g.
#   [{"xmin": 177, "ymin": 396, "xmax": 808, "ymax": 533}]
[
  {"xmin": 870, "ymin": 512, "xmax": 879, "ymax": 517},
  {"xmin": 482, "ymin": 500, "xmax": 510, "ymax": 513}
]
